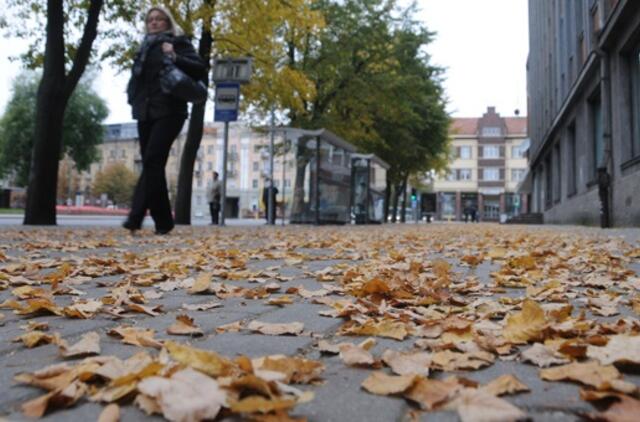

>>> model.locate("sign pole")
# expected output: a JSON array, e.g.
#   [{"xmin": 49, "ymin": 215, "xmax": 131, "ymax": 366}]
[
  {"xmin": 220, "ymin": 121, "xmax": 229, "ymax": 226},
  {"xmin": 268, "ymin": 109, "xmax": 275, "ymax": 225}
]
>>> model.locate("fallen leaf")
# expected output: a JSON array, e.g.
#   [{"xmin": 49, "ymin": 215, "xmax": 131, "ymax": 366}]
[
  {"xmin": 404, "ymin": 377, "xmax": 465, "ymax": 410},
  {"xmin": 267, "ymin": 296, "xmax": 294, "ymax": 307},
  {"xmin": 444, "ymin": 388, "xmax": 527, "ymax": 422},
  {"xmin": 13, "ymin": 331, "xmax": 58, "ymax": 348},
  {"xmin": 338, "ymin": 343, "xmax": 375, "ymax": 366},
  {"xmin": 520, "ymin": 343, "xmax": 570, "ymax": 367},
  {"xmin": 58, "ymin": 332, "xmax": 101, "ymax": 358},
  {"xmin": 247, "ymin": 321, "xmax": 304, "ymax": 336},
  {"xmin": 431, "ymin": 350, "xmax": 495, "ymax": 371},
  {"xmin": 138, "ymin": 368, "xmax": 226, "ymax": 422},
  {"xmin": 502, "ymin": 299, "xmax": 547, "ymax": 344},
  {"xmin": 107, "ymin": 326, "xmax": 163, "ymax": 349},
  {"xmin": 480, "ymin": 374, "xmax": 529, "ymax": 396},
  {"xmin": 63, "ymin": 300, "xmax": 103, "ymax": 319},
  {"xmin": 340, "ymin": 319, "xmax": 408, "ymax": 340},
  {"xmin": 540, "ymin": 361, "xmax": 621, "ymax": 389},
  {"xmin": 596, "ymin": 395, "xmax": 640, "ymax": 422},
  {"xmin": 230, "ymin": 396, "xmax": 296, "ymax": 414},
  {"xmin": 97, "ymin": 404, "xmax": 120, "ymax": 422},
  {"xmin": 586, "ymin": 335, "xmax": 640, "ymax": 366},
  {"xmin": 167, "ymin": 314, "xmax": 203, "ymax": 337},
  {"xmin": 253, "ymin": 356, "xmax": 324, "ymax": 384},
  {"xmin": 381, "ymin": 350, "xmax": 431, "ymax": 376},
  {"xmin": 189, "ymin": 272, "xmax": 212, "ymax": 294},
  {"xmin": 181, "ymin": 301, "xmax": 222, "ymax": 311},
  {"xmin": 164, "ymin": 341, "xmax": 235, "ymax": 377},
  {"xmin": 361, "ymin": 372, "xmax": 418, "ymax": 395}
]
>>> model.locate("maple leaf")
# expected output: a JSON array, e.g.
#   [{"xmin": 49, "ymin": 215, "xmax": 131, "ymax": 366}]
[
  {"xmin": 502, "ymin": 299, "xmax": 547, "ymax": 344},
  {"xmin": 166, "ymin": 315, "xmax": 204, "ymax": 337},
  {"xmin": 58, "ymin": 332, "xmax": 101, "ymax": 358}
]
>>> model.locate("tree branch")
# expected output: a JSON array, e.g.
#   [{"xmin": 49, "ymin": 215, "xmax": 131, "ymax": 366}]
[{"xmin": 64, "ymin": 0, "xmax": 103, "ymax": 99}]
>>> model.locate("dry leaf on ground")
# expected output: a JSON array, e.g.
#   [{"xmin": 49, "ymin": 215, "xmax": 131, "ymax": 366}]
[
  {"xmin": 520, "ymin": 343, "xmax": 570, "ymax": 367},
  {"xmin": 586, "ymin": 335, "xmax": 640, "ymax": 366},
  {"xmin": 97, "ymin": 404, "xmax": 120, "ymax": 422},
  {"xmin": 338, "ymin": 343, "xmax": 374, "ymax": 366},
  {"xmin": 247, "ymin": 321, "xmax": 304, "ymax": 336},
  {"xmin": 480, "ymin": 374, "xmax": 529, "ymax": 396},
  {"xmin": 444, "ymin": 389, "xmax": 527, "ymax": 422},
  {"xmin": 166, "ymin": 315, "xmax": 203, "ymax": 337},
  {"xmin": 361, "ymin": 372, "xmax": 418, "ymax": 395},
  {"xmin": 539, "ymin": 361, "xmax": 621, "ymax": 389},
  {"xmin": 381, "ymin": 350, "xmax": 431, "ymax": 376},
  {"xmin": 138, "ymin": 368, "xmax": 226, "ymax": 422},
  {"xmin": 58, "ymin": 332, "xmax": 101, "ymax": 358},
  {"xmin": 502, "ymin": 299, "xmax": 547, "ymax": 344}
]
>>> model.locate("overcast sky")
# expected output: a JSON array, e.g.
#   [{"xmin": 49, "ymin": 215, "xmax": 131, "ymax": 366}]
[{"xmin": 0, "ymin": 0, "xmax": 529, "ymax": 124}]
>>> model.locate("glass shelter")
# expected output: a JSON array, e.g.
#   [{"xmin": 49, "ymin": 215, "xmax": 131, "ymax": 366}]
[{"xmin": 350, "ymin": 154, "xmax": 389, "ymax": 224}]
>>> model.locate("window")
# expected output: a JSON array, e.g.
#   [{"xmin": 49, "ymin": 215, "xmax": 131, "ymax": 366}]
[
  {"xmin": 121, "ymin": 150, "xmax": 126, "ymax": 158},
  {"xmin": 284, "ymin": 179, "xmax": 291, "ymax": 188},
  {"xmin": 511, "ymin": 169, "xmax": 525, "ymax": 182},
  {"xmin": 568, "ymin": 124, "xmax": 577, "ymax": 195},
  {"xmin": 631, "ymin": 45, "xmax": 640, "ymax": 157},
  {"xmin": 253, "ymin": 161, "xmax": 259, "ymax": 171},
  {"xmin": 511, "ymin": 142, "xmax": 527, "ymax": 158},
  {"xmin": 483, "ymin": 168, "xmax": 500, "ymax": 181},
  {"xmin": 440, "ymin": 193, "xmax": 456, "ymax": 216},
  {"xmin": 483, "ymin": 146, "xmax": 500, "ymax": 159},
  {"xmin": 459, "ymin": 169, "xmax": 472, "ymax": 180},
  {"xmin": 554, "ymin": 143, "xmax": 562, "ymax": 202},
  {"xmin": 207, "ymin": 145, "xmax": 214, "ymax": 155},
  {"xmin": 460, "ymin": 146, "xmax": 472, "ymax": 159},
  {"xmin": 207, "ymin": 161, "xmax": 213, "ymax": 171},
  {"xmin": 545, "ymin": 157, "xmax": 553, "ymax": 209},
  {"xmin": 590, "ymin": 94, "xmax": 604, "ymax": 178},
  {"xmin": 252, "ymin": 179, "xmax": 258, "ymax": 188},
  {"xmin": 110, "ymin": 149, "xmax": 116, "ymax": 158},
  {"xmin": 481, "ymin": 127, "xmax": 502, "ymax": 137},
  {"xmin": 446, "ymin": 170, "xmax": 457, "ymax": 181}
]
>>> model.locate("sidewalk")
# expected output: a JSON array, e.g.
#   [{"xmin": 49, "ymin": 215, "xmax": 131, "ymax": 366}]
[{"xmin": 0, "ymin": 224, "xmax": 638, "ymax": 421}]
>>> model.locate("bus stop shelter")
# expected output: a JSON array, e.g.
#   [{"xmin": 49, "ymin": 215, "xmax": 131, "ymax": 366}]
[{"xmin": 350, "ymin": 154, "xmax": 389, "ymax": 224}]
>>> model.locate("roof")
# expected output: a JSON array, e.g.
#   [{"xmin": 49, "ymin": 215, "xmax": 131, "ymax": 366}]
[{"xmin": 450, "ymin": 116, "xmax": 528, "ymax": 136}]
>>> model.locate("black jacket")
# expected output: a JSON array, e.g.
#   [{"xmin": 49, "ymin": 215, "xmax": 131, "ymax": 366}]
[{"xmin": 127, "ymin": 34, "xmax": 207, "ymax": 121}]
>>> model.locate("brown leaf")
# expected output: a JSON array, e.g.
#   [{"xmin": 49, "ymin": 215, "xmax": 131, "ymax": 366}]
[
  {"xmin": 340, "ymin": 319, "xmax": 408, "ymax": 340},
  {"xmin": 138, "ymin": 368, "xmax": 226, "ymax": 422},
  {"xmin": 97, "ymin": 404, "xmax": 120, "ymax": 422},
  {"xmin": 444, "ymin": 388, "xmax": 527, "ymax": 422},
  {"xmin": 63, "ymin": 300, "xmax": 103, "ymax": 319},
  {"xmin": 167, "ymin": 314, "xmax": 204, "ymax": 337},
  {"xmin": 381, "ymin": 350, "xmax": 431, "ymax": 376},
  {"xmin": 13, "ymin": 331, "xmax": 58, "ymax": 348},
  {"xmin": 14, "ymin": 298, "xmax": 63, "ymax": 316},
  {"xmin": 480, "ymin": 374, "xmax": 530, "ymax": 396},
  {"xmin": 431, "ymin": 350, "xmax": 495, "ymax": 371},
  {"xmin": 520, "ymin": 343, "xmax": 569, "ymax": 368},
  {"xmin": 247, "ymin": 321, "xmax": 304, "ymax": 336},
  {"xmin": 540, "ymin": 361, "xmax": 621, "ymax": 389},
  {"xmin": 126, "ymin": 303, "xmax": 163, "ymax": 317},
  {"xmin": 404, "ymin": 377, "xmax": 465, "ymax": 410},
  {"xmin": 597, "ymin": 395, "xmax": 640, "ymax": 422},
  {"xmin": 267, "ymin": 295, "xmax": 294, "ymax": 307},
  {"xmin": 586, "ymin": 335, "xmax": 640, "ymax": 366},
  {"xmin": 502, "ymin": 299, "xmax": 547, "ymax": 344},
  {"xmin": 230, "ymin": 396, "xmax": 296, "ymax": 414},
  {"xmin": 58, "ymin": 332, "xmax": 101, "ymax": 358},
  {"xmin": 189, "ymin": 272, "xmax": 212, "ymax": 294},
  {"xmin": 361, "ymin": 372, "xmax": 418, "ymax": 395},
  {"xmin": 164, "ymin": 341, "xmax": 235, "ymax": 377},
  {"xmin": 253, "ymin": 356, "xmax": 324, "ymax": 384},
  {"xmin": 107, "ymin": 326, "xmax": 163, "ymax": 349},
  {"xmin": 181, "ymin": 301, "xmax": 222, "ymax": 311},
  {"xmin": 338, "ymin": 343, "xmax": 375, "ymax": 366}
]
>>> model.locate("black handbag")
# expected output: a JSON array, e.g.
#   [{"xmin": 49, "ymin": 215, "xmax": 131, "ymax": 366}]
[{"xmin": 159, "ymin": 57, "xmax": 208, "ymax": 104}]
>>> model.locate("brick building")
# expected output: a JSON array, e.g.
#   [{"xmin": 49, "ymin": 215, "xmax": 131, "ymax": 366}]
[{"xmin": 432, "ymin": 107, "xmax": 529, "ymax": 221}]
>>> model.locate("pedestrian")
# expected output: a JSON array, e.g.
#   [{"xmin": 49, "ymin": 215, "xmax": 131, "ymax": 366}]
[
  {"xmin": 122, "ymin": 6, "xmax": 206, "ymax": 235},
  {"xmin": 262, "ymin": 179, "xmax": 279, "ymax": 224},
  {"xmin": 470, "ymin": 205, "xmax": 478, "ymax": 223},
  {"xmin": 207, "ymin": 171, "xmax": 222, "ymax": 225}
]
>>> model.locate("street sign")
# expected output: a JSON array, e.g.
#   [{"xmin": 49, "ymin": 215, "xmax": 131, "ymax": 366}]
[
  {"xmin": 212, "ymin": 57, "xmax": 253, "ymax": 84},
  {"xmin": 214, "ymin": 83, "xmax": 240, "ymax": 122}
]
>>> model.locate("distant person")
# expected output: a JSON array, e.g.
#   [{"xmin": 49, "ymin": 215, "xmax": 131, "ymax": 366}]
[
  {"xmin": 262, "ymin": 179, "xmax": 278, "ymax": 224},
  {"xmin": 470, "ymin": 205, "xmax": 478, "ymax": 222},
  {"xmin": 122, "ymin": 6, "xmax": 206, "ymax": 235},
  {"xmin": 207, "ymin": 171, "xmax": 222, "ymax": 225}
]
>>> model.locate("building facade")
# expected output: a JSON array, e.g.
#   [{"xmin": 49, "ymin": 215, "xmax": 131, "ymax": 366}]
[
  {"xmin": 526, "ymin": 0, "xmax": 640, "ymax": 226},
  {"xmin": 432, "ymin": 107, "xmax": 529, "ymax": 221},
  {"xmin": 90, "ymin": 122, "xmax": 296, "ymax": 219}
]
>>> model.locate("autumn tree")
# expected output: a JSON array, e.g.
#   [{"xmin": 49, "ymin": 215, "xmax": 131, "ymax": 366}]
[
  {"xmin": 2, "ymin": 0, "xmax": 138, "ymax": 224},
  {"xmin": 0, "ymin": 74, "xmax": 108, "ymax": 188},
  {"xmin": 92, "ymin": 162, "xmax": 137, "ymax": 206}
]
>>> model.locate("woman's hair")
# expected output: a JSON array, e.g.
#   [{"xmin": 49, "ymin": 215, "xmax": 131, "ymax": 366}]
[{"xmin": 144, "ymin": 6, "xmax": 182, "ymax": 35}]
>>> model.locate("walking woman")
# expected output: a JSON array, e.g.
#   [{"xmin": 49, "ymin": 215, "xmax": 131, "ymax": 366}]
[{"xmin": 123, "ymin": 7, "xmax": 206, "ymax": 234}]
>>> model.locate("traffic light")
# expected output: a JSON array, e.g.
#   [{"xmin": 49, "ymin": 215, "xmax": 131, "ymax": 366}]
[{"xmin": 410, "ymin": 188, "xmax": 417, "ymax": 201}]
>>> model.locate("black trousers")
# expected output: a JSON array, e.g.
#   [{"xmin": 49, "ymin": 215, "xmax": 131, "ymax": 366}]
[
  {"xmin": 127, "ymin": 115, "xmax": 185, "ymax": 230},
  {"xmin": 209, "ymin": 202, "xmax": 220, "ymax": 225}
]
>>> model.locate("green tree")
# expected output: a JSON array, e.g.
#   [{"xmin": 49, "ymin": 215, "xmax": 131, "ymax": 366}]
[
  {"xmin": 2, "ymin": 0, "xmax": 138, "ymax": 224},
  {"xmin": 0, "ymin": 74, "xmax": 108, "ymax": 187},
  {"xmin": 92, "ymin": 162, "xmax": 136, "ymax": 206}
]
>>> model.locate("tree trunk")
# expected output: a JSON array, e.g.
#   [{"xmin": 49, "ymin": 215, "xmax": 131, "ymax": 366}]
[
  {"xmin": 174, "ymin": 23, "xmax": 213, "ymax": 225},
  {"xmin": 23, "ymin": 0, "xmax": 102, "ymax": 225},
  {"xmin": 391, "ymin": 184, "xmax": 398, "ymax": 223},
  {"xmin": 383, "ymin": 172, "xmax": 391, "ymax": 223},
  {"xmin": 400, "ymin": 174, "xmax": 408, "ymax": 223}
]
